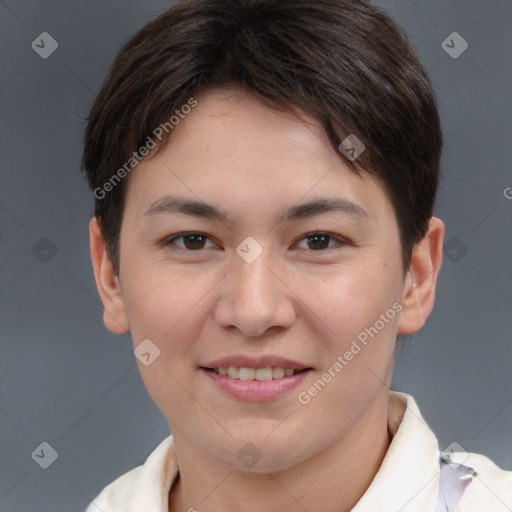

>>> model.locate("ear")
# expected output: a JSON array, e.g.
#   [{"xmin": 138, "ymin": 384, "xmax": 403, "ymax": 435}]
[
  {"xmin": 89, "ymin": 216, "xmax": 130, "ymax": 334},
  {"xmin": 397, "ymin": 217, "xmax": 445, "ymax": 334}
]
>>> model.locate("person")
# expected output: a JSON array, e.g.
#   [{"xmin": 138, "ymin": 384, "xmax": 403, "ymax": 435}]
[{"xmin": 81, "ymin": 1, "xmax": 512, "ymax": 511}]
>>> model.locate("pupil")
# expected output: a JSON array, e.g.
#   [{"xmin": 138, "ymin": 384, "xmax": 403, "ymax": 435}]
[
  {"xmin": 184, "ymin": 234, "xmax": 205, "ymax": 250},
  {"xmin": 308, "ymin": 234, "xmax": 329, "ymax": 250}
]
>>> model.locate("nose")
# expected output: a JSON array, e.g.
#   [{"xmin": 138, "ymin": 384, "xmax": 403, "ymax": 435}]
[{"xmin": 214, "ymin": 247, "xmax": 296, "ymax": 338}]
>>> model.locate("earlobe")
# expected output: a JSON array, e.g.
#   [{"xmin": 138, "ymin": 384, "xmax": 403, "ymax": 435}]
[
  {"xmin": 397, "ymin": 217, "xmax": 445, "ymax": 335},
  {"xmin": 89, "ymin": 217, "xmax": 130, "ymax": 334}
]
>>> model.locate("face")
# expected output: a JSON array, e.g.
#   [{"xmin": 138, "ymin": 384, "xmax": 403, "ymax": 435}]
[{"xmin": 96, "ymin": 87, "xmax": 418, "ymax": 472}]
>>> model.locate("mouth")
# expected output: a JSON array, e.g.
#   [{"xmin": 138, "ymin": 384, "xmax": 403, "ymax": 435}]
[
  {"xmin": 201, "ymin": 366, "xmax": 311, "ymax": 381},
  {"xmin": 200, "ymin": 365, "xmax": 313, "ymax": 402},
  {"xmin": 199, "ymin": 356, "xmax": 314, "ymax": 401}
]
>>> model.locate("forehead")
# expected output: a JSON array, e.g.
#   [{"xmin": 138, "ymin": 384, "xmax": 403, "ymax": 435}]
[
  {"xmin": 172, "ymin": 87, "xmax": 343, "ymax": 164},
  {"xmin": 124, "ymin": 87, "xmax": 396, "ymax": 229}
]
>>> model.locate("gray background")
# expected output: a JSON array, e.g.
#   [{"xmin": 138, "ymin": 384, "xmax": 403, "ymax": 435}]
[{"xmin": 1, "ymin": 1, "xmax": 511, "ymax": 511}]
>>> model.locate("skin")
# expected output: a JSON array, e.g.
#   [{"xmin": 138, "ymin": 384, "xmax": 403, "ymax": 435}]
[{"xmin": 89, "ymin": 87, "xmax": 444, "ymax": 512}]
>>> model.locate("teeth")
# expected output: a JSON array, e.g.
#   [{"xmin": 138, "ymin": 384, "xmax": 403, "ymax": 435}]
[
  {"xmin": 239, "ymin": 367, "xmax": 256, "ymax": 381},
  {"xmin": 272, "ymin": 367, "xmax": 284, "ymax": 379},
  {"xmin": 255, "ymin": 367, "xmax": 273, "ymax": 381},
  {"xmin": 212, "ymin": 366, "xmax": 302, "ymax": 380}
]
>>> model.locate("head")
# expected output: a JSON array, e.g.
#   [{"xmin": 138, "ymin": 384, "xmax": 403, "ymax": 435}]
[{"xmin": 82, "ymin": 0, "xmax": 444, "ymax": 472}]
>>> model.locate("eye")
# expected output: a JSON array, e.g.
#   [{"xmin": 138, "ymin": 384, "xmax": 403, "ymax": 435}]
[
  {"xmin": 159, "ymin": 231, "xmax": 348, "ymax": 253},
  {"xmin": 294, "ymin": 232, "xmax": 347, "ymax": 252},
  {"xmin": 159, "ymin": 232, "xmax": 216, "ymax": 251}
]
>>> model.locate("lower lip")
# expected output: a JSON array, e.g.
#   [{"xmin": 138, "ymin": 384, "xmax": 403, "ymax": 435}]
[{"xmin": 200, "ymin": 368, "xmax": 311, "ymax": 402}]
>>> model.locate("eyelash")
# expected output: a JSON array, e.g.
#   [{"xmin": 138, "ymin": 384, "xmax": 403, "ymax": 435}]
[{"xmin": 158, "ymin": 231, "xmax": 349, "ymax": 253}]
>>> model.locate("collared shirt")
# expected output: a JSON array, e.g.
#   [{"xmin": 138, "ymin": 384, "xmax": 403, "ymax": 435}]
[{"xmin": 84, "ymin": 391, "xmax": 512, "ymax": 512}]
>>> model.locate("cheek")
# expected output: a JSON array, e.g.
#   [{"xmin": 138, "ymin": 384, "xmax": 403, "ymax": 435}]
[
  {"xmin": 121, "ymin": 259, "xmax": 198, "ymax": 337},
  {"xmin": 312, "ymin": 262, "xmax": 398, "ymax": 330},
  {"xmin": 306, "ymin": 265, "xmax": 401, "ymax": 390},
  {"xmin": 122, "ymin": 266, "xmax": 203, "ymax": 417},
  {"xmin": 122, "ymin": 261, "xmax": 218, "ymax": 407},
  {"xmin": 299, "ymin": 271, "xmax": 399, "ymax": 421}
]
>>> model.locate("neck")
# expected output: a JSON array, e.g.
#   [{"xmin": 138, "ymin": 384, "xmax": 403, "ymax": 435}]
[{"xmin": 169, "ymin": 392, "xmax": 399, "ymax": 512}]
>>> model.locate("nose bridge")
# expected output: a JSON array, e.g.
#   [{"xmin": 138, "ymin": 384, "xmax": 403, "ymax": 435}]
[
  {"xmin": 234, "ymin": 243, "xmax": 279, "ymax": 309},
  {"xmin": 217, "ymin": 241, "xmax": 295, "ymax": 337}
]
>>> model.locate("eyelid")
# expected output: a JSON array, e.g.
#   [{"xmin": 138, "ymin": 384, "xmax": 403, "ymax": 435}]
[
  {"xmin": 158, "ymin": 231, "xmax": 216, "ymax": 250},
  {"xmin": 292, "ymin": 231, "xmax": 349, "ymax": 251}
]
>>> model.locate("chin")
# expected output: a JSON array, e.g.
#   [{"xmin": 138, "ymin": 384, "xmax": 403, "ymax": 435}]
[{"xmin": 215, "ymin": 433, "xmax": 308, "ymax": 474}]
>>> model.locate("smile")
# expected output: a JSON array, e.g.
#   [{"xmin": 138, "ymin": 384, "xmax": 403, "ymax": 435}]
[
  {"xmin": 205, "ymin": 366, "xmax": 308, "ymax": 381},
  {"xmin": 200, "ymin": 366, "xmax": 312, "ymax": 402}
]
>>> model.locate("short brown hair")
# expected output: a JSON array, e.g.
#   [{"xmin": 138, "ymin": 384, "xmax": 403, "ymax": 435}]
[{"xmin": 81, "ymin": 0, "xmax": 443, "ymax": 277}]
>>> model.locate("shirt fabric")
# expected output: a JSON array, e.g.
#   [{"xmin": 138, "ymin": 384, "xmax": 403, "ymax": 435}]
[{"xmin": 84, "ymin": 391, "xmax": 512, "ymax": 512}]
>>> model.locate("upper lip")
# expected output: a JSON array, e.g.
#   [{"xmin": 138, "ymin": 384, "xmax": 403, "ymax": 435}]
[{"xmin": 201, "ymin": 355, "xmax": 312, "ymax": 370}]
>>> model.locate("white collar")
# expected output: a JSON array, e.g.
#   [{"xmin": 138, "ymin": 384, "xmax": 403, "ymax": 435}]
[{"xmin": 351, "ymin": 391, "xmax": 441, "ymax": 511}]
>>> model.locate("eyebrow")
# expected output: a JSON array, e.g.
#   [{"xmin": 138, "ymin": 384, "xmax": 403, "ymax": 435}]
[{"xmin": 143, "ymin": 195, "xmax": 369, "ymax": 224}]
